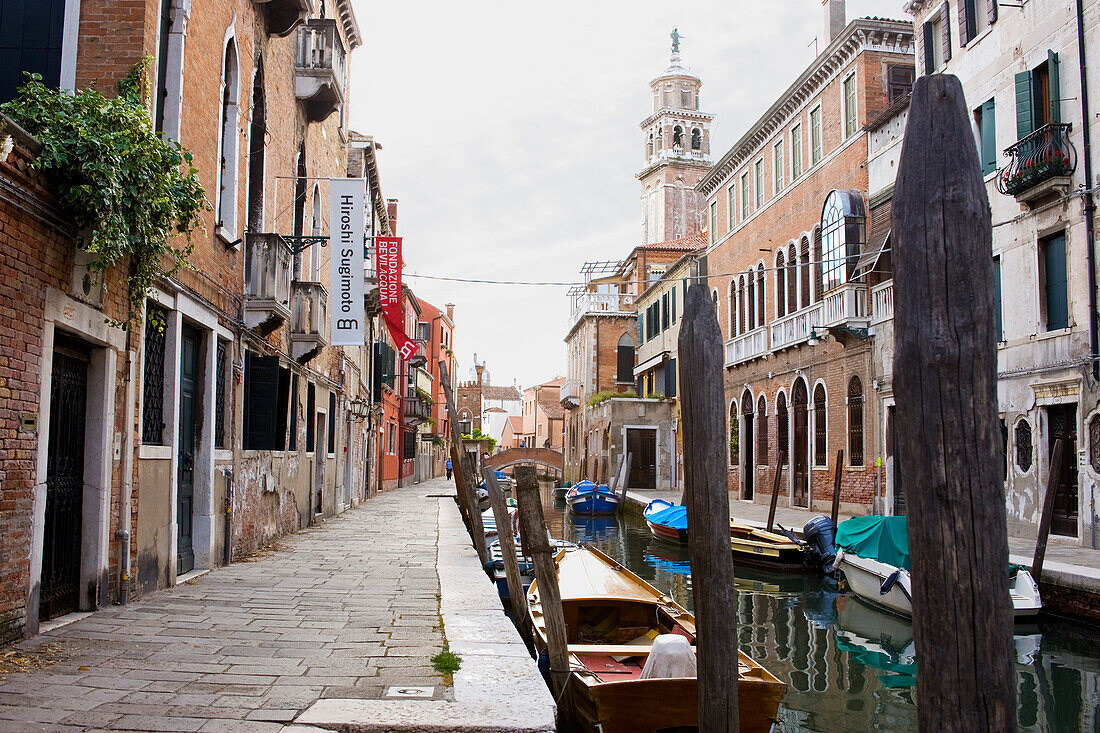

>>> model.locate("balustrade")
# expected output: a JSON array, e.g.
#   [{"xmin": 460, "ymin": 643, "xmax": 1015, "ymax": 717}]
[{"xmin": 244, "ymin": 233, "xmax": 292, "ymax": 332}]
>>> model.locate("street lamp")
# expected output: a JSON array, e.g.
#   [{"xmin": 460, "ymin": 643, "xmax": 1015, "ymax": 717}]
[
  {"xmin": 807, "ymin": 325, "xmax": 869, "ymax": 347},
  {"xmin": 348, "ymin": 396, "xmax": 371, "ymax": 421}
]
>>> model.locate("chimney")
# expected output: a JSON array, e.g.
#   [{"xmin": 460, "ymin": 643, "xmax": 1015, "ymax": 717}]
[
  {"xmin": 446, "ymin": 303, "xmax": 455, "ymax": 321},
  {"xmin": 386, "ymin": 198, "xmax": 399, "ymax": 235},
  {"xmin": 822, "ymin": 0, "xmax": 845, "ymax": 48}
]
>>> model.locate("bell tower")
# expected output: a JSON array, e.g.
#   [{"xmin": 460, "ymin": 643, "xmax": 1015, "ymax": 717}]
[{"xmin": 637, "ymin": 30, "xmax": 714, "ymax": 244}]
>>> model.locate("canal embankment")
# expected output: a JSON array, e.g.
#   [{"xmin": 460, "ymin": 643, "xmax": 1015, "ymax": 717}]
[{"xmin": 622, "ymin": 488, "xmax": 1100, "ymax": 624}]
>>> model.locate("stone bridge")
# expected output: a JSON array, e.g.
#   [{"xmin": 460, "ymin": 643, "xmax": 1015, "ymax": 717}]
[{"xmin": 484, "ymin": 447, "xmax": 564, "ymax": 475}]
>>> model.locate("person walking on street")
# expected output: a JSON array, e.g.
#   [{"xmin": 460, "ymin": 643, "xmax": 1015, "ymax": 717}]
[{"xmin": 446, "ymin": 458, "xmax": 453, "ymax": 480}]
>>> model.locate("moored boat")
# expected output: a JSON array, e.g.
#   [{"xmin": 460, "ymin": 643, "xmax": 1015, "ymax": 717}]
[
  {"xmin": 729, "ymin": 520, "xmax": 810, "ymax": 572},
  {"xmin": 486, "ymin": 536, "xmax": 577, "ymax": 602},
  {"xmin": 567, "ymin": 480, "xmax": 620, "ymax": 515},
  {"xmin": 527, "ymin": 545, "xmax": 786, "ymax": 733},
  {"xmin": 643, "ymin": 499, "xmax": 687, "ymax": 543},
  {"xmin": 835, "ymin": 515, "xmax": 1042, "ymax": 621}
]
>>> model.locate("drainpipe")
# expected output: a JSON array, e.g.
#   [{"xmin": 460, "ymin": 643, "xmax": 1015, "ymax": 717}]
[
  {"xmin": 222, "ymin": 466, "xmax": 233, "ymax": 565},
  {"xmin": 118, "ymin": 349, "xmax": 136, "ymax": 605},
  {"xmin": 1078, "ymin": 0, "xmax": 1098, "ymax": 381}
]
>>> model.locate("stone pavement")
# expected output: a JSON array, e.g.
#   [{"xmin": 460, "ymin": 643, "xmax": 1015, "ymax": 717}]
[
  {"xmin": 0, "ymin": 477, "xmax": 554, "ymax": 732},
  {"xmin": 626, "ymin": 488, "xmax": 1100, "ymax": 597}
]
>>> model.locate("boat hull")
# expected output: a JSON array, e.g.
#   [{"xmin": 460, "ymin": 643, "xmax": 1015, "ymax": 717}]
[
  {"xmin": 730, "ymin": 522, "xmax": 810, "ymax": 572},
  {"xmin": 645, "ymin": 519, "xmax": 687, "ymax": 544},
  {"xmin": 567, "ymin": 488, "xmax": 620, "ymax": 515}
]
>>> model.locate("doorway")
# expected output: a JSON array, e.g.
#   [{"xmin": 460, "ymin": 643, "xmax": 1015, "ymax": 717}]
[
  {"xmin": 792, "ymin": 380, "xmax": 809, "ymax": 508},
  {"xmin": 1046, "ymin": 403, "xmax": 1078, "ymax": 537},
  {"xmin": 315, "ymin": 410, "xmax": 327, "ymax": 514},
  {"xmin": 177, "ymin": 324, "xmax": 199, "ymax": 575},
  {"xmin": 40, "ymin": 341, "xmax": 89, "ymax": 620},
  {"xmin": 888, "ymin": 406, "xmax": 906, "ymax": 515},
  {"xmin": 626, "ymin": 429, "xmax": 657, "ymax": 490},
  {"xmin": 741, "ymin": 392, "xmax": 754, "ymax": 500}
]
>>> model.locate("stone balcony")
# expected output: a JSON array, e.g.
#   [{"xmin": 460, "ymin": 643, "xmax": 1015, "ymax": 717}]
[
  {"xmin": 253, "ymin": 0, "xmax": 311, "ymax": 37},
  {"xmin": 244, "ymin": 233, "xmax": 292, "ymax": 334},
  {"xmin": 724, "ymin": 327, "xmax": 767, "ymax": 368},
  {"xmin": 290, "ymin": 280, "xmax": 328, "ymax": 363},
  {"xmin": 295, "ymin": 19, "xmax": 346, "ymax": 122},
  {"xmin": 560, "ymin": 379, "xmax": 581, "ymax": 409},
  {"xmin": 821, "ymin": 282, "xmax": 870, "ymax": 330},
  {"xmin": 568, "ymin": 292, "xmax": 634, "ymax": 332},
  {"xmin": 870, "ymin": 281, "xmax": 894, "ymax": 326},
  {"xmin": 770, "ymin": 302, "xmax": 823, "ymax": 352}
]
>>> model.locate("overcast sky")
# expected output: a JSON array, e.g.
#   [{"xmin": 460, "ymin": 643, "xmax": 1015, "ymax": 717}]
[{"xmin": 348, "ymin": 0, "xmax": 908, "ymax": 390}]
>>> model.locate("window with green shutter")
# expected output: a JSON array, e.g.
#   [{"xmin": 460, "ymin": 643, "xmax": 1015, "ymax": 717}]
[
  {"xmin": 1015, "ymin": 70, "xmax": 1034, "ymax": 140},
  {"xmin": 791, "ymin": 123, "xmax": 803, "ymax": 179},
  {"xmin": 1040, "ymin": 232, "xmax": 1068, "ymax": 331},
  {"xmin": 843, "ymin": 74, "xmax": 857, "ymax": 138},
  {"xmin": 810, "ymin": 107, "xmax": 823, "ymax": 165},
  {"xmin": 976, "ymin": 98, "xmax": 997, "ymax": 175},
  {"xmin": 662, "ymin": 293, "xmax": 670, "ymax": 330},
  {"xmin": 1015, "ymin": 51, "xmax": 1061, "ymax": 141},
  {"xmin": 671, "ymin": 286, "xmax": 677, "ymax": 323}
]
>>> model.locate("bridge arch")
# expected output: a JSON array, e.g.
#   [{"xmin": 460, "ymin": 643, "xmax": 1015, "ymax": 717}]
[{"xmin": 485, "ymin": 447, "xmax": 564, "ymax": 474}]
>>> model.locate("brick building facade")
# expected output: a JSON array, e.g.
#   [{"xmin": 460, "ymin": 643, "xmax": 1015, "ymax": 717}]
[{"xmin": 698, "ymin": 8, "xmax": 914, "ymax": 515}]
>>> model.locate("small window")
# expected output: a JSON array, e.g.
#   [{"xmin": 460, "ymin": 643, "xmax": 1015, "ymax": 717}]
[
  {"xmin": 887, "ymin": 65, "xmax": 916, "ymax": 103},
  {"xmin": 729, "ymin": 402, "xmax": 739, "ymax": 467},
  {"xmin": 403, "ymin": 428, "xmax": 416, "ymax": 460},
  {"xmin": 754, "ymin": 159, "xmax": 765, "ymax": 208},
  {"xmin": 727, "ymin": 185, "xmax": 736, "ymax": 229},
  {"xmin": 215, "ymin": 340, "xmax": 228, "ymax": 449},
  {"xmin": 306, "ymin": 382, "xmax": 316, "ymax": 453},
  {"xmin": 673, "ymin": 125, "xmax": 684, "ymax": 147},
  {"xmin": 142, "ymin": 302, "xmax": 168, "ymax": 445},
  {"xmin": 848, "ymin": 376, "xmax": 864, "ymax": 466},
  {"xmin": 671, "ymin": 286, "xmax": 677, "ymax": 323},
  {"xmin": 691, "ymin": 128, "xmax": 702, "ymax": 151},
  {"xmin": 662, "ymin": 293, "xmax": 670, "ymax": 330},
  {"xmin": 327, "ymin": 391, "xmax": 337, "ymax": 457},
  {"xmin": 843, "ymin": 73, "xmax": 858, "ymax": 139},
  {"xmin": 1039, "ymin": 232, "xmax": 1068, "ymax": 331},
  {"xmin": 814, "ymin": 384, "xmax": 827, "ymax": 466},
  {"xmin": 774, "ymin": 140, "xmax": 785, "ymax": 194},
  {"xmin": 810, "ymin": 106, "xmax": 823, "ymax": 165},
  {"xmin": 740, "ymin": 172, "xmax": 751, "ymax": 219},
  {"xmin": 616, "ymin": 333, "xmax": 634, "ymax": 383},
  {"xmin": 1016, "ymin": 419, "xmax": 1033, "ymax": 472},
  {"xmin": 791, "ymin": 123, "xmax": 803, "ymax": 179}
]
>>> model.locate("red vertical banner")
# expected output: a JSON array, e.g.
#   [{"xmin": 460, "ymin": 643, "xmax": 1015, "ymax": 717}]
[{"xmin": 375, "ymin": 236, "xmax": 418, "ymax": 360}]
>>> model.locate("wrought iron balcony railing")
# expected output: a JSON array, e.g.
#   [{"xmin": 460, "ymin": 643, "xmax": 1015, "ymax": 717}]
[{"xmin": 997, "ymin": 123, "xmax": 1076, "ymax": 198}]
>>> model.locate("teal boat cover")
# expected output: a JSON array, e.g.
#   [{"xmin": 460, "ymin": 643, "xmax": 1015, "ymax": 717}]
[{"xmin": 835, "ymin": 516, "xmax": 910, "ymax": 571}]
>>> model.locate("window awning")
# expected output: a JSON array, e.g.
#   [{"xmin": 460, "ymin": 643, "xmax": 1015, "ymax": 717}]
[
  {"xmin": 634, "ymin": 350, "xmax": 669, "ymax": 377},
  {"xmin": 856, "ymin": 230, "xmax": 890, "ymax": 275}
]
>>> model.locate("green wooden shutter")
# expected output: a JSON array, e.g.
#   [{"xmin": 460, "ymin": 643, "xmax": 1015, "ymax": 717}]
[
  {"xmin": 662, "ymin": 293, "xmax": 670, "ymax": 330},
  {"xmin": 941, "ymin": 2, "xmax": 952, "ymax": 62},
  {"xmin": 637, "ymin": 313, "xmax": 643, "ymax": 345},
  {"xmin": 244, "ymin": 353, "xmax": 279, "ymax": 450},
  {"xmin": 981, "ymin": 98, "xmax": 997, "ymax": 175},
  {"xmin": 667, "ymin": 358, "xmax": 677, "ymax": 398},
  {"xmin": 993, "ymin": 256, "xmax": 1003, "ymax": 341},
  {"xmin": 671, "ymin": 286, "xmax": 677, "ymax": 323},
  {"xmin": 1043, "ymin": 233, "xmax": 1068, "ymax": 330},
  {"xmin": 923, "ymin": 22, "xmax": 935, "ymax": 74},
  {"xmin": 1015, "ymin": 70, "xmax": 1034, "ymax": 140},
  {"xmin": 988, "ymin": 0, "xmax": 998, "ymax": 25},
  {"xmin": 1048, "ymin": 49, "xmax": 1061, "ymax": 123},
  {"xmin": 959, "ymin": 0, "xmax": 973, "ymax": 45}
]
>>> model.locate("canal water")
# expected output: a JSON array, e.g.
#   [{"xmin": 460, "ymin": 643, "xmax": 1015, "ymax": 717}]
[{"xmin": 537, "ymin": 485, "xmax": 1100, "ymax": 732}]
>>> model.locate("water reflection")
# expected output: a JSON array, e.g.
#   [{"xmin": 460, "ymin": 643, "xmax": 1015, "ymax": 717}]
[{"xmin": 538, "ymin": 484, "xmax": 1100, "ymax": 731}]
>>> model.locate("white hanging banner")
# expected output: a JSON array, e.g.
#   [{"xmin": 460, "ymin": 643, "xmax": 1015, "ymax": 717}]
[{"xmin": 329, "ymin": 177, "xmax": 366, "ymax": 345}]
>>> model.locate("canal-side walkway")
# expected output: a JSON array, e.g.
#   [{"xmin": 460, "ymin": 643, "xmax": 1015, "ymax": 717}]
[
  {"xmin": 625, "ymin": 489, "xmax": 1100, "ymax": 620},
  {"xmin": 0, "ymin": 477, "xmax": 554, "ymax": 733}
]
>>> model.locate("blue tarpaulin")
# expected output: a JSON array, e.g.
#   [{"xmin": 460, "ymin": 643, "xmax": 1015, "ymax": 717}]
[{"xmin": 645, "ymin": 500, "xmax": 688, "ymax": 530}]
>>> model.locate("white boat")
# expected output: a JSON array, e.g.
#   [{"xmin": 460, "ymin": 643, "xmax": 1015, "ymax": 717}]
[{"xmin": 835, "ymin": 516, "xmax": 1041, "ymax": 621}]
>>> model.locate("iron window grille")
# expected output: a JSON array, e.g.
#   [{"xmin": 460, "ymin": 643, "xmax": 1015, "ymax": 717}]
[
  {"xmin": 1015, "ymin": 419, "xmax": 1033, "ymax": 472},
  {"xmin": 142, "ymin": 303, "xmax": 167, "ymax": 445},
  {"xmin": 848, "ymin": 377, "xmax": 864, "ymax": 466}
]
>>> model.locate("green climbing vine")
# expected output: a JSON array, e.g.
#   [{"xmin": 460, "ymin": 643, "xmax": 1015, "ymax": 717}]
[{"xmin": 1, "ymin": 60, "xmax": 209, "ymax": 326}]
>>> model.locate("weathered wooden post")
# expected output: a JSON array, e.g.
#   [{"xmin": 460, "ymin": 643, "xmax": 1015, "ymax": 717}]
[
  {"xmin": 1032, "ymin": 438, "xmax": 1068, "ymax": 583},
  {"xmin": 513, "ymin": 465, "xmax": 570, "ymax": 698},
  {"xmin": 766, "ymin": 451, "xmax": 786, "ymax": 533},
  {"xmin": 440, "ymin": 361, "xmax": 488, "ymax": 566},
  {"xmin": 618, "ymin": 452, "xmax": 633, "ymax": 505},
  {"xmin": 830, "ymin": 450, "xmax": 845, "ymax": 530},
  {"xmin": 483, "ymin": 466, "xmax": 527, "ymax": 623},
  {"xmin": 893, "ymin": 74, "xmax": 1016, "ymax": 732},
  {"xmin": 679, "ymin": 282, "xmax": 740, "ymax": 732}
]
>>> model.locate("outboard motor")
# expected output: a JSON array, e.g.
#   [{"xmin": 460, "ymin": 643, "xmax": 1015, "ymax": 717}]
[{"xmin": 803, "ymin": 515, "xmax": 838, "ymax": 573}]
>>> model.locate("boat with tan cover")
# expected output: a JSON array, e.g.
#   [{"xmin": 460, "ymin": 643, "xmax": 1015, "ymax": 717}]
[{"xmin": 527, "ymin": 545, "xmax": 786, "ymax": 733}]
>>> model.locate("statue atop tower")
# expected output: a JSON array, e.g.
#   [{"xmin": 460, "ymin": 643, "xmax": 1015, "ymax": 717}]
[{"xmin": 636, "ymin": 32, "xmax": 715, "ymax": 245}]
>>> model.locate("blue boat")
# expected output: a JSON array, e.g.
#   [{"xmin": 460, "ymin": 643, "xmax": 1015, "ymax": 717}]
[
  {"xmin": 643, "ymin": 498, "xmax": 688, "ymax": 543},
  {"xmin": 565, "ymin": 480, "xmax": 620, "ymax": 515}
]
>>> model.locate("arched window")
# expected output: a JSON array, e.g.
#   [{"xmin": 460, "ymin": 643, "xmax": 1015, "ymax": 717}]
[
  {"xmin": 756, "ymin": 265, "xmax": 766, "ymax": 328},
  {"xmin": 309, "ymin": 183, "xmax": 322, "ymax": 280},
  {"xmin": 777, "ymin": 392, "xmax": 789, "ymax": 460},
  {"xmin": 728, "ymin": 281, "xmax": 737, "ymax": 336},
  {"xmin": 787, "ymin": 243, "xmax": 798, "ymax": 313},
  {"xmin": 673, "ymin": 125, "xmax": 684, "ymax": 147},
  {"xmin": 246, "ymin": 61, "xmax": 266, "ymax": 234},
  {"xmin": 646, "ymin": 134, "xmax": 654, "ymax": 159},
  {"xmin": 1016, "ymin": 419, "xmax": 1033, "ymax": 472},
  {"xmin": 820, "ymin": 190, "xmax": 867, "ymax": 293},
  {"xmin": 729, "ymin": 401, "xmax": 739, "ymax": 466},
  {"xmin": 812, "ymin": 226, "xmax": 823, "ymax": 302},
  {"xmin": 216, "ymin": 39, "xmax": 240, "ymax": 242},
  {"xmin": 775, "ymin": 251, "xmax": 787, "ymax": 318},
  {"xmin": 738, "ymin": 275, "xmax": 747, "ymax": 334},
  {"xmin": 757, "ymin": 395, "xmax": 768, "ymax": 465},
  {"xmin": 616, "ymin": 332, "xmax": 635, "ymax": 383},
  {"xmin": 848, "ymin": 376, "xmax": 864, "ymax": 466},
  {"xmin": 691, "ymin": 128, "xmax": 702, "ymax": 150},
  {"xmin": 747, "ymin": 271, "xmax": 756, "ymax": 330},
  {"xmin": 1090, "ymin": 415, "xmax": 1100, "ymax": 473},
  {"xmin": 655, "ymin": 128, "xmax": 663, "ymax": 151},
  {"xmin": 814, "ymin": 384, "xmax": 827, "ymax": 466},
  {"xmin": 800, "ymin": 236, "xmax": 812, "ymax": 308},
  {"xmin": 712, "ymin": 289, "xmax": 719, "ymax": 314}
]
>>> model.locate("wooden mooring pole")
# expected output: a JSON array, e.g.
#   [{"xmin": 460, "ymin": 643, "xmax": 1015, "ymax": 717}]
[
  {"xmin": 439, "ymin": 361, "xmax": 488, "ymax": 566},
  {"xmin": 766, "ymin": 451, "xmax": 786, "ymax": 533},
  {"xmin": 892, "ymin": 74, "xmax": 1016, "ymax": 732},
  {"xmin": 513, "ymin": 465, "xmax": 570, "ymax": 699},
  {"xmin": 679, "ymin": 283, "xmax": 740, "ymax": 732},
  {"xmin": 1032, "ymin": 438, "xmax": 1068, "ymax": 584},
  {"xmin": 830, "ymin": 450, "xmax": 844, "ymax": 530},
  {"xmin": 482, "ymin": 466, "xmax": 527, "ymax": 624}
]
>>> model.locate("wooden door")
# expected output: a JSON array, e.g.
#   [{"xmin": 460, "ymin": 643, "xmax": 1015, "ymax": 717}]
[
  {"xmin": 889, "ymin": 407, "xmax": 906, "ymax": 515},
  {"xmin": 41, "ymin": 345, "xmax": 88, "ymax": 619},
  {"xmin": 742, "ymin": 394, "xmax": 754, "ymax": 499},
  {"xmin": 792, "ymin": 381, "xmax": 809, "ymax": 508},
  {"xmin": 626, "ymin": 429, "xmax": 656, "ymax": 490},
  {"xmin": 177, "ymin": 325, "xmax": 199, "ymax": 575},
  {"xmin": 1047, "ymin": 403, "xmax": 1078, "ymax": 536}
]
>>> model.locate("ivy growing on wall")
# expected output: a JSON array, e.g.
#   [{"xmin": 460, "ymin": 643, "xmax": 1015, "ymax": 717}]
[{"xmin": 1, "ymin": 60, "xmax": 209, "ymax": 325}]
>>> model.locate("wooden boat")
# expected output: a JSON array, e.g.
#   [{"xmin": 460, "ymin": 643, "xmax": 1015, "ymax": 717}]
[
  {"xmin": 835, "ymin": 515, "xmax": 1042, "ymax": 621},
  {"xmin": 527, "ymin": 545, "xmax": 785, "ymax": 733},
  {"xmin": 566, "ymin": 480, "xmax": 620, "ymax": 515},
  {"xmin": 643, "ymin": 499, "xmax": 687, "ymax": 543},
  {"xmin": 729, "ymin": 519, "xmax": 810, "ymax": 572},
  {"xmin": 486, "ymin": 536, "xmax": 577, "ymax": 603}
]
